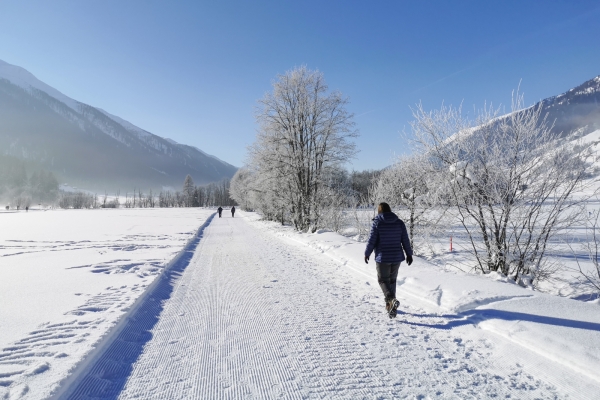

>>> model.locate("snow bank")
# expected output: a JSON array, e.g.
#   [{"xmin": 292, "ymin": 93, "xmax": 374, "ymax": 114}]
[{"xmin": 243, "ymin": 213, "xmax": 600, "ymax": 386}]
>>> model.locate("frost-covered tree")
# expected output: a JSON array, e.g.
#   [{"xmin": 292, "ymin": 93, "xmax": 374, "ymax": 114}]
[
  {"xmin": 183, "ymin": 174, "xmax": 195, "ymax": 207},
  {"xmin": 372, "ymin": 154, "xmax": 447, "ymax": 251},
  {"xmin": 573, "ymin": 204, "xmax": 600, "ymax": 294},
  {"xmin": 411, "ymin": 92, "xmax": 596, "ymax": 283},
  {"xmin": 232, "ymin": 163, "xmax": 289, "ymax": 223},
  {"xmin": 350, "ymin": 169, "xmax": 381, "ymax": 203},
  {"xmin": 249, "ymin": 66, "xmax": 357, "ymax": 232},
  {"xmin": 315, "ymin": 167, "xmax": 355, "ymax": 233},
  {"xmin": 230, "ymin": 167, "xmax": 257, "ymax": 211},
  {"xmin": 58, "ymin": 191, "xmax": 97, "ymax": 209}
]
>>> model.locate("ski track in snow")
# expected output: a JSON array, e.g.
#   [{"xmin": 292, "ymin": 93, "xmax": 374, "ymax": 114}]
[{"xmin": 55, "ymin": 215, "xmax": 566, "ymax": 399}]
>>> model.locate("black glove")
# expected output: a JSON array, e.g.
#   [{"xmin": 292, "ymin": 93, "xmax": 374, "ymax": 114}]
[{"xmin": 406, "ymin": 255, "xmax": 413, "ymax": 265}]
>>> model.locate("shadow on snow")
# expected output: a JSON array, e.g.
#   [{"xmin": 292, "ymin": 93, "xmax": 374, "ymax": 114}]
[
  {"xmin": 62, "ymin": 214, "xmax": 215, "ymax": 400},
  {"xmin": 400, "ymin": 308, "xmax": 600, "ymax": 332}
]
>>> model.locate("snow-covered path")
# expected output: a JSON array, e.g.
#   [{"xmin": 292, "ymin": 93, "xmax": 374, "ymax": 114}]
[{"xmin": 60, "ymin": 214, "xmax": 573, "ymax": 399}]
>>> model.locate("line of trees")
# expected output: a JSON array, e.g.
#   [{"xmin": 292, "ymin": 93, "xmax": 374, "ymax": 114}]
[
  {"xmin": 55, "ymin": 175, "xmax": 235, "ymax": 210},
  {"xmin": 158, "ymin": 175, "xmax": 235, "ymax": 208},
  {"xmin": 1, "ymin": 155, "xmax": 59, "ymax": 208},
  {"xmin": 58, "ymin": 191, "xmax": 99, "ymax": 209}
]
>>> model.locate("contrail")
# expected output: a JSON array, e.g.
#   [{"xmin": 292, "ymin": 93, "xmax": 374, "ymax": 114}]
[{"xmin": 356, "ymin": 109, "xmax": 377, "ymax": 118}]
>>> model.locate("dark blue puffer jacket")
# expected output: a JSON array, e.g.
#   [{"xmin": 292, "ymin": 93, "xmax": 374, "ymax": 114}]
[{"xmin": 364, "ymin": 212, "xmax": 413, "ymax": 263}]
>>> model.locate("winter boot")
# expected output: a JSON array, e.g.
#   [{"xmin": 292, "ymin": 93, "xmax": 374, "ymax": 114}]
[
  {"xmin": 388, "ymin": 298, "xmax": 400, "ymax": 319},
  {"xmin": 385, "ymin": 295, "xmax": 394, "ymax": 316},
  {"xmin": 385, "ymin": 299, "xmax": 392, "ymax": 313}
]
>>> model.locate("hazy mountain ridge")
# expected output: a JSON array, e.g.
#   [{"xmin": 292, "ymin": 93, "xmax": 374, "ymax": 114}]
[
  {"xmin": 0, "ymin": 59, "xmax": 237, "ymax": 191},
  {"xmin": 458, "ymin": 75, "xmax": 600, "ymax": 148},
  {"xmin": 536, "ymin": 76, "xmax": 600, "ymax": 137},
  {"xmin": 538, "ymin": 75, "xmax": 600, "ymax": 137}
]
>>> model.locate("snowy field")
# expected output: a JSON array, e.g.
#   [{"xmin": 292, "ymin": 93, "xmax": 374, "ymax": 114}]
[
  {"xmin": 0, "ymin": 208, "xmax": 214, "ymax": 399},
  {"xmin": 2, "ymin": 208, "xmax": 600, "ymax": 399}
]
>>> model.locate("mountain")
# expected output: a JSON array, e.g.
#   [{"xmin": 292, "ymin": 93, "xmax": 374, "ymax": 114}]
[
  {"xmin": 447, "ymin": 75, "xmax": 600, "ymax": 155},
  {"xmin": 0, "ymin": 59, "xmax": 237, "ymax": 192},
  {"xmin": 540, "ymin": 75, "xmax": 600, "ymax": 138},
  {"xmin": 495, "ymin": 75, "xmax": 600, "ymax": 138}
]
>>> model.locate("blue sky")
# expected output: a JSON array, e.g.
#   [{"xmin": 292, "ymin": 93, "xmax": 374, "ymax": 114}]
[{"xmin": 1, "ymin": 0, "xmax": 599, "ymax": 170}]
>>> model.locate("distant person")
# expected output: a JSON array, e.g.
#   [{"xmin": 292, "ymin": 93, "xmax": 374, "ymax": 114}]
[
  {"xmin": 364, "ymin": 202, "xmax": 413, "ymax": 319},
  {"xmin": 25, "ymin": 206, "xmax": 29, "ymax": 212},
  {"xmin": 231, "ymin": 206, "xmax": 236, "ymax": 217},
  {"xmin": 217, "ymin": 206, "xmax": 223, "ymax": 218}
]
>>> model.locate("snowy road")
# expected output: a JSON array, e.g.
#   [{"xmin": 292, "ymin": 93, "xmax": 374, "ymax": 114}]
[{"xmin": 59, "ymin": 214, "xmax": 579, "ymax": 399}]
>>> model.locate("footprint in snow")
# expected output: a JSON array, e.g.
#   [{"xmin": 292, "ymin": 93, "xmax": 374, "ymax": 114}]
[{"xmin": 26, "ymin": 362, "xmax": 50, "ymax": 376}]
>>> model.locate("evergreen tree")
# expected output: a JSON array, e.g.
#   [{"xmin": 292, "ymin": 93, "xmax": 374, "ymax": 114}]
[{"xmin": 183, "ymin": 175, "xmax": 195, "ymax": 207}]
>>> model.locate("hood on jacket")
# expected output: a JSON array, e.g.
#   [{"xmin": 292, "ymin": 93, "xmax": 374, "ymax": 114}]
[{"xmin": 375, "ymin": 212, "xmax": 399, "ymax": 223}]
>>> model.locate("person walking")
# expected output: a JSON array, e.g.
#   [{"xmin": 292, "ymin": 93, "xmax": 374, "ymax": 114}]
[
  {"xmin": 231, "ymin": 206, "xmax": 236, "ymax": 217},
  {"xmin": 217, "ymin": 206, "xmax": 223, "ymax": 218},
  {"xmin": 364, "ymin": 202, "xmax": 413, "ymax": 318}
]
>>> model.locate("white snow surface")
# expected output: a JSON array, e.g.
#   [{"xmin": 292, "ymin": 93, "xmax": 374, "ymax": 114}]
[
  {"xmin": 2, "ymin": 209, "xmax": 600, "ymax": 398},
  {"xmin": 0, "ymin": 208, "xmax": 213, "ymax": 399},
  {"xmin": 44, "ymin": 211, "xmax": 600, "ymax": 399}
]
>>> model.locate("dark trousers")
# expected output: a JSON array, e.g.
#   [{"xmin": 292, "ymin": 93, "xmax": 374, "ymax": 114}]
[{"xmin": 376, "ymin": 262, "xmax": 401, "ymax": 300}]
